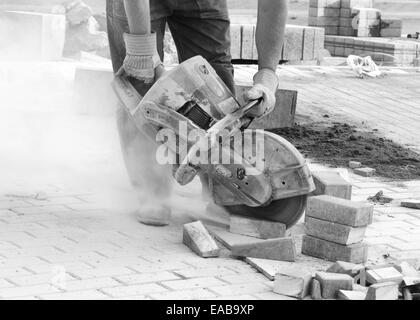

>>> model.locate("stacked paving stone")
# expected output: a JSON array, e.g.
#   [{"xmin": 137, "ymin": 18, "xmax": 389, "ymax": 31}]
[
  {"xmin": 230, "ymin": 24, "xmax": 325, "ymax": 62},
  {"xmin": 308, "ymin": 0, "xmax": 402, "ymax": 38}
]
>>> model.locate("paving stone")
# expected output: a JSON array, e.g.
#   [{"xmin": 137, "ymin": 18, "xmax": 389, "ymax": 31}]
[
  {"xmin": 314, "ymin": 27, "xmax": 326, "ymax": 59},
  {"xmin": 183, "ymin": 221, "xmax": 220, "ymax": 258},
  {"xmin": 306, "ymin": 195, "xmax": 373, "ymax": 227},
  {"xmin": 274, "ymin": 269, "xmax": 313, "ymax": 299},
  {"xmin": 366, "ymin": 267, "xmax": 403, "ymax": 285},
  {"xmin": 312, "ymin": 171, "xmax": 352, "ymax": 200},
  {"xmin": 310, "ymin": 279, "xmax": 322, "ymax": 300},
  {"xmin": 101, "ymin": 283, "xmax": 167, "ymax": 298},
  {"xmin": 254, "ymin": 292, "xmax": 297, "ymax": 300},
  {"xmin": 310, "ymin": 0, "xmax": 341, "ymax": 8},
  {"xmin": 326, "ymin": 261, "xmax": 364, "ymax": 277},
  {"xmin": 401, "ymin": 199, "xmax": 420, "ymax": 210},
  {"xmin": 340, "ymin": 0, "xmax": 374, "ymax": 9},
  {"xmin": 315, "ymin": 272, "xmax": 353, "ymax": 299},
  {"xmin": 396, "ymin": 261, "xmax": 419, "ymax": 277},
  {"xmin": 207, "ymin": 225, "xmax": 266, "ymax": 249},
  {"xmin": 349, "ymin": 161, "xmax": 362, "ymax": 169},
  {"xmin": 303, "ymin": 28, "xmax": 316, "ymax": 61},
  {"xmin": 241, "ymin": 25, "xmax": 254, "ymax": 60},
  {"xmin": 116, "ymin": 271, "xmax": 180, "ymax": 285},
  {"xmin": 230, "ymin": 24, "xmax": 242, "ymax": 60},
  {"xmin": 161, "ymin": 277, "xmax": 225, "ymax": 291},
  {"xmin": 229, "ymin": 215, "xmax": 286, "ymax": 239},
  {"xmin": 402, "ymin": 276, "xmax": 420, "ymax": 288},
  {"xmin": 231, "ymin": 237, "xmax": 296, "ymax": 262},
  {"xmin": 283, "ymin": 26, "xmax": 304, "ymax": 61},
  {"xmin": 305, "ymin": 217, "xmax": 366, "ymax": 245},
  {"xmin": 365, "ymin": 281, "xmax": 398, "ymax": 300},
  {"xmin": 302, "ymin": 235, "xmax": 368, "ymax": 263},
  {"xmin": 338, "ymin": 289, "xmax": 366, "ymax": 300},
  {"xmin": 354, "ymin": 167, "xmax": 376, "ymax": 177}
]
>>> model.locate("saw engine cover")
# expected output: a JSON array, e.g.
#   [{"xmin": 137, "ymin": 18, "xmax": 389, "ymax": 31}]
[{"xmin": 112, "ymin": 56, "xmax": 315, "ymax": 228}]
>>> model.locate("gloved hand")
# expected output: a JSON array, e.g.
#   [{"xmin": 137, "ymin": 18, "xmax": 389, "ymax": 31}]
[
  {"xmin": 123, "ymin": 32, "xmax": 164, "ymax": 83},
  {"xmin": 244, "ymin": 68, "xmax": 279, "ymax": 118}
]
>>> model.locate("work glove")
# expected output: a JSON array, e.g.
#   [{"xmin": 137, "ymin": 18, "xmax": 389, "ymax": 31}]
[
  {"xmin": 123, "ymin": 32, "xmax": 165, "ymax": 83},
  {"xmin": 244, "ymin": 68, "xmax": 278, "ymax": 118}
]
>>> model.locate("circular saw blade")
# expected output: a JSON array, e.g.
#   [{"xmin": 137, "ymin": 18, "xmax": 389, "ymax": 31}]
[{"xmin": 223, "ymin": 195, "xmax": 307, "ymax": 229}]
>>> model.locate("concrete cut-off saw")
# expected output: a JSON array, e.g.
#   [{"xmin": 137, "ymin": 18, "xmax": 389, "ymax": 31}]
[{"xmin": 112, "ymin": 56, "xmax": 315, "ymax": 228}]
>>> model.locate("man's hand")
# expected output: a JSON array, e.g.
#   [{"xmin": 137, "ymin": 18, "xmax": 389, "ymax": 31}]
[
  {"xmin": 123, "ymin": 32, "xmax": 164, "ymax": 83},
  {"xmin": 244, "ymin": 68, "xmax": 278, "ymax": 118}
]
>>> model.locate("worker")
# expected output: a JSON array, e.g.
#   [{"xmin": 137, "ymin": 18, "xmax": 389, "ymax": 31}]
[{"xmin": 106, "ymin": 0, "xmax": 287, "ymax": 226}]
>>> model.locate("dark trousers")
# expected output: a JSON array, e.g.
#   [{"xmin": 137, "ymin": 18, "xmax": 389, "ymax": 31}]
[{"xmin": 106, "ymin": 0, "xmax": 234, "ymax": 199}]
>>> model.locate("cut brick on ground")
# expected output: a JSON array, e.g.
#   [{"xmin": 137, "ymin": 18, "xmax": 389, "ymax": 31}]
[
  {"xmin": 312, "ymin": 171, "xmax": 352, "ymax": 200},
  {"xmin": 354, "ymin": 167, "xmax": 377, "ymax": 177},
  {"xmin": 365, "ymin": 282, "xmax": 399, "ymax": 300},
  {"xmin": 229, "ymin": 215, "xmax": 286, "ymax": 239},
  {"xmin": 366, "ymin": 267, "xmax": 403, "ymax": 285},
  {"xmin": 231, "ymin": 237, "xmax": 296, "ymax": 262},
  {"xmin": 400, "ymin": 199, "xmax": 420, "ymax": 209},
  {"xmin": 183, "ymin": 221, "xmax": 220, "ymax": 258},
  {"xmin": 315, "ymin": 272, "xmax": 353, "ymax": 299},
  {"xmin": 274, "ymin": 269, "xmax": 313, "ymax": 299},
  {"xmin": 310, "ymin": 279, "xmax": 322, "ymax": 300},
  {"xmin": 338, "ymin": 290, "xmax": 366, "ymax": 300},
  {"xmin": 326, "ymin": 261, "xmax": 364, "ymax": 277}
]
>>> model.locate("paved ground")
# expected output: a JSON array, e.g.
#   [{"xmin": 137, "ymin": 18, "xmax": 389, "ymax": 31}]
[{"xmin": 0, "ymin": 63, "xmax": 419, "ymax": 300}]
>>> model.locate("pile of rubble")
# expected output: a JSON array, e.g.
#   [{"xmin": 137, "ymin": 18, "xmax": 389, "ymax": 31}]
[{"xmin": 180, "ymin": 168, "xmax": 420, "ymax": 300}]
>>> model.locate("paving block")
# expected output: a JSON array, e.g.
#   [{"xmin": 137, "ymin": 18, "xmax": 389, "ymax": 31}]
[
  {"xmin": 0, "ymin": 11, "xmax": 66, "ymax": 61},
  {"xmin": 315, "ymin": 272, "xmax": 353, "ymax": 299},
  {"xmin": 353, "ymin": 283, "xmax": 368, "ymax": 292},
  {"xmin": 324, "ymin": 26, "xmax": 339, "ymax": 35},
  {"xmin": 311, "ymin": 279, "xmax": 322, "ymax": 300},
  {"xmin": 252, "ymin": 26, "xmax": 258, "ymax": 60},
  {"xmin": 231, "ymin": 237, "xmax": 296, "ymax": 262},
  {"xmin": 283, "ymin": 26, "xmax": 304, "ymax": 61},
  {"xmin": 310, "ymin": 0, "xmax": 341, "ymax": 8},
  {"xmin": 274, "ymin": 270, "xmax": 313, "ymax": 299},
  {"xmin": 366, "ymin": 267, "xmax": 403, "ymax": 285},
  {"xmin": 402, "ymin": 276, "xmax": 420, "ymax": 288},
  {"xmin": 302, "ymin": 235, "xmax": 368, "ymax": 263},
  {"xmin": 396, "ymin": 261, "xmax": 420, "ymax": 277},
  {"xmin": 338, "ymin": 290, "xmax": 366, "ymax": 300},
  {"xmin": 183, "ymin": 221, "xmax": 220, "ymax": 258},
  {"xmin": 354, "ymin": 167, "xmax": 376, "ymax": 177},
  {"xmin": 306, "ymin": 195, "xmax": 373, "ymax": 227},
  {"xmin": 314, "ymin": 28, "xmax": 326, "ymax": 59},
  {"xmin": 380, "ymin": 28, "xmax": 402, "ymax": 38},
  {"xmin": 241, "ymin": 25, "xmax": 254, "ymax": 59},
  {"xmin": 229, "ymin": 215, "xmax": 286, "ymax": 239},
  {"xmin": 340, "ymin": 8, "xmax": 352, "ymax": 18},
  {"xmin": 207, "ymin": 225, "xmax": 266, "ymax": 250},
  {"xmin": 349, "ymin": 161, "xmax": 362, "ymax": 169},
  {"xmin": 352, "ymin": 8, "xmax": 381, "ymax": 20},
  {"xmin": 365, "ymin": 282, "xmax": 398, "ymax": 300},
  {"xmin": 303, "ymin": 28, "xmax": 316, "ymax": 61},
  {"xmin": 230, "ymin": 24, "xmax": 242, "ymax": 60},
  {"xmin": 305, "ymin": 217, "xmax": 366, "ymax": 245},
  {"xmin": 401, "ymin": 199, "xmax": 420, "ymax": 209},
  {"xmin": 312, "ymin": 171, "xmax": 352, "ymax": 200},
  {"xmin": 309, "ymin": 7, "xmax": 340, "ymax": 18},
  {"xmin": 326, "ymin": 261, "xmax": 365, "ymax": 277},
  {"xmin": 340, "ymin": 0, "xmax": 374, "ymax": 9}
]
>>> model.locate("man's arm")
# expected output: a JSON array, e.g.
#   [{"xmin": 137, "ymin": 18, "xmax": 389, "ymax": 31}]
[
  {"xmin": 256, "ymin": 0, "xmax": 288, "ymax": 71},
  {"xmin": 124, "ymin": 0, "xmax": 151, "ymax": 34},
  {"xmin": 245, "ymin": 0, "xmax": 288, "ymax": 118}
]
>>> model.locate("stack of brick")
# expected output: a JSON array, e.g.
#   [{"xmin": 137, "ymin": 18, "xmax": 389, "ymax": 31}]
[
  {"xmin": 230, "ymin": 24, "xmax": 325, "ymax": 62},
  {"xmin": 308, "ymin": 0, "xmax": 402, "ymax": 38},
  {"xmin": 302, "ymin": 195, "xmax": 373, "ymax": 264}
]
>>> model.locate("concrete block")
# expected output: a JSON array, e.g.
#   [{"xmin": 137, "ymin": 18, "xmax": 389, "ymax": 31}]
[
  {"xmin": 402, "ymin": 276, "xmax": 420, "ymax": 288},
  {"xmin": 236, "ymin": 87, "xmax": 297, "ymax": 129},
  {"xmin": 241, "ymin": 25, "xmax": 254, "ymax": 59},
  {"xmin": 252, "ymin": 26, "xmax": 258, "ymax": 60},
  {"xmin": 324, "ymin": 26, "xmax": 339, "ymax": 35},
  {"xmin": 349, "ymin": 161, "xmax": 362, "ymax": 169},
  {"xmin": 283, "ymin": 26, "xmax": 304, "ymax": 61},
  {"xmin": 306, "ymin": 195, "xmax": 373, "ymax": 227},
  {"xmin": 340, "ymin": 8, "xmax": 352, "ymax": 18},
  {"xmin": 380, "ymin": 28, "xmax": 402, "ymax": 38},
  {"xmin": 302, "ymin": 235, "xmax": 368, "ymax": 263},
  {"xmin": 366, "ymin": 267, "xmax": 403, "ymax": 285},
  {"xmin": 305, "ymin": 217, "xmax": 366, "ymax": 245},
  {"xmin": 303, "ymin": 28, "xmax": 316, "ymax": 60},
  {"xmin": 309, "ymin": 8, "xmax": 340, "ymax": 17},
  {"xmin": 183, "ymin": 221, "xmax": 220, "ymax": 258},
  {"xmin": 312, "ymin": 171, "xmax": 352, "ymax": 200},
  {"xmin": 231, "ymin": 237, "xmax": 296, "ymax": 262},
  {"xmin": 339, "ymin": 17, "xmax": 354, "ymax": 27},
  {"xmin": 381, "ymin": 18, "xmax": 403, "ymax": 30},
  {"xmin": 229, "ymin": 215, "xmax": 286, "ymax": 239},
  {"xmin": 315, "ymin": 272, "xmax": 353, "ymax": 299},
  {"xmin": 207, "ymin": 225, "xmax": 266, "ymax": 250},
  {"xmin": 274, "ymin": 270, "xmax": 313, "ymax": 299},
  {"xmin": 314, "ymin": 28, "xmax": 326, "ymax": 59},
  {"xmin": 0, "ymin": 11, "xmax": 66, "ymax": 61},
  {"xmin": 401, "ymin": 199, "xmax": 420, "ymax": 209},
  {"xmin": 310, "ymin": 0, "xmax": 341, "ymax": 8},
  {"xmin": 397, "ymin": 261, "xmax": 419, "ymax": 277},
  {"xmin": 311, "ymin": 279, "xmax": 322, "ymax": 300},
  {"xmin": 354, "ymin": 167, "xmax": 376, "ymax": 177},
  {"xmin": 314, "ymin": 16, "xmax": 340, "ymax": 26},
  {"xmin": 365, "ymin": 282, "xmax": 398, "ymax": 300},
  {"xmin": 341, "ymin": 0, "xmax": 374, "ymax": 9},
  {"xmin": 338, "ymin": 290, "xmax": 366, "ymax": 300},
  {"xmin": 230, "ymin": 24, "xmax": 242, "ymax": 60},
  {"xmin": 326, "ymin": 261, "xmax": 365, "ymax": 277}
]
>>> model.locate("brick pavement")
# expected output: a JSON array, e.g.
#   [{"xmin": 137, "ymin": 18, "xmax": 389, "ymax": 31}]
[{"xmin": 0, "ymin": 63, "xmax": 419, "ymax": 299}]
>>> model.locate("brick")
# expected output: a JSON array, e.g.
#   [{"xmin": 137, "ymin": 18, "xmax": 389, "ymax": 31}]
[
  {"xmin": 230, "ymin": 24, "xmax": 242, "ymax": 60},
  {"xmin": 183, "ymin": 221, "xmax": 220, "ymax": 258},
  {"xmin": 310, "ymin": 0, "xmax": 341, "ymax": 8},
  {"xmin": 326, "ymin": 261, "xmax": 364, "ymax": 277},
  {"xmin": 338, "ymin": 289, "xmax": 366, "ymax": 300},
  {"xmin": 312, "ymin": 171, "xmax": 352, "ymax": 200},
  {"xmin": 365, "ymin": 282, "xmax": 398, "ymax": 300},
  {"xmin": 302, "ymin": 235, "xmax": 368, "ymax": 263},
  {"xmin": 380, "ymin": 28, "xmax": 402, "ymax": 38},
  {"xmin": 306, "ymin": 195, "xmax": 373, "ymax": 227},
  {"xmin": 340, "ymin": 0, "xmax": 374, "ymax": 9},
  {"xmin": 309, "ymin": 7, "xmax": 340, "ymax": 17},
  {"xmin": 283, "ymin": 26, "xmax": 304, "ymax": 61},
  {"xmin": 274, "ymin": 270, "xmax": 313, "ymax": 299},
  {"xmin": 303, "ymin": 28, "xmax": 316, "ymax": 61},
  {"xmin": 349, "ymin": 161, "xmax": 362, "ymax": 169},
  {"xmin": 314, "ymin": 28, "xmax": 326, "ymax": 59},
  {"xmin": 305, "ymin": 217, "xmax": 366, "ymax": 245},
  {"xmin": 380, "ymin": 18, "xmax": 403, "ymax": 30},
  {"xmin": 174, "ymin": 267, "xmax": 236, "ymax": 278},
  {"xmin": 229, "ymin": 215, "xmax": 286, "ymax": 239},
  {"xmin": 241, "ymin": 25, "xmax": 254, "ymax": 59},
  {"xmin": 340, "ymin": 8, "xmax": 352, "ymax": 18},
  {"xmin": 0, "ymin": 11, "xmax": 66, "ymax": 61},
  {"xmin": 63, "ymin": 277, "xmax": 121, "ymax": 292},
  {"xmin": 311, "ymin": 279, "xmax": 322, "ymax": 300},
  {"xmin": 231, "ymin": 237, "xmax": 296, "ymax": 262},
  {"xmin": 324, "ymin": 26, "xmax": 339, "ymax": 35},
  {"xmin": 207, "ymin": 225, "xmax": 266, "ymax": 249},
  {"xmin": 396, "ymin": 261, "xmax": 419, "ymax": 277},
  {"xmin": 366, "ymin": 267, "xmax": 403, "ymax": 285},
  {"xmin": 401, "ymin": 199, "xmax": 420, "ymax": 209},
  {"xmin": 315, "ymin": 272, "xmax": 353, "ymax": 299}
]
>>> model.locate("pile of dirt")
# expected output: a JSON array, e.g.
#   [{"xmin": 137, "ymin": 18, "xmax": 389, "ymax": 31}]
[{"xmin": 271, "ymin": 123, "xmax": 420, "ymax": 180}]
